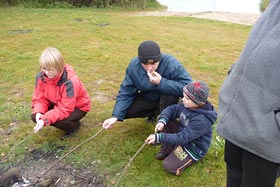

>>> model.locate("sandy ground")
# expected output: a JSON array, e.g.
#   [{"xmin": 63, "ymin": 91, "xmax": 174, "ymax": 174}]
[{"xmin": 134, "ymin": 11, "xmax": 261, "ymax": 26}]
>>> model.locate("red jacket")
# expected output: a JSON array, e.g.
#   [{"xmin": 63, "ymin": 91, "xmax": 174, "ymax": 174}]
[{"xmin": 31, "ymin": 64, "xmax": 91, "ymax": 126}]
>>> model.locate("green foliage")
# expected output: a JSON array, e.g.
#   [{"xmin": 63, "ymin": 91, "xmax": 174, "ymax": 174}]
[
  {"xmin": 0, "ymin": 0, "xmax": 161, "ymax": 8},
  {"xmin": 260, "ymin": 0, "xmax": 270, "ymax": 12}
]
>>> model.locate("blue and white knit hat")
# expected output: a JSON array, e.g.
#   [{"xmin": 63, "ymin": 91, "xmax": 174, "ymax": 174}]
[{"xmin": 183, "ymin": 80, "xmax": 209, "ymax": 106}]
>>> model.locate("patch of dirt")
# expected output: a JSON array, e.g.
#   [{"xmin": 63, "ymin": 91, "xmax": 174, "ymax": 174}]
[
  {"xmin": 134, "ymin": 11, "xmax": 261, "ymax": 25},
  {"xmin": 190, "ymin": 12, "xmax": 260, "ymax": 25},
  {"xmin": 1, "ymin": 121, "xmax": 106, "ymax": 187},
  {"xmin": 91, "ymin": 80, "xmax": 117, "ymax": 102},
  {"xmin": 1, "ymin": 147, "xmax": 106, "ymax": 187}
]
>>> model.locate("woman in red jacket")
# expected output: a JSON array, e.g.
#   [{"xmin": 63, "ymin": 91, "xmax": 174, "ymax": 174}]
[{"xmin": 31, "ymin": 47, "xmax": 91, "ymax": 138}]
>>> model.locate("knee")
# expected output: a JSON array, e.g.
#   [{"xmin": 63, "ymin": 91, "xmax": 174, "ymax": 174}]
[
  {"xmin": 162, "ymin": 153, "xmax": 193, "ymax": 176},
  {"xmin": 162, "ymin": 159, "xmax": 178, "ymax": 176}
]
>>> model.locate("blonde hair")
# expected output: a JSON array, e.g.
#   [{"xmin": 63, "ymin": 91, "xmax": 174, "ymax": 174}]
[{"xmin": 39, "ymin": 47, "xmax": 65, "ymax": 73}]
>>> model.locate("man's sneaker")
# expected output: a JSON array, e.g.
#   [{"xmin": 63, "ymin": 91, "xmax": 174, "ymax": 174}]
[
  {"xmin": 155, "ymin": 152, "xmax": 167, "ymax": 160},
  {"xmin": 60, "ymin": 130, "xmax": 77, "ymax": 140},
  {"xmin": 145, "ymin": 116, "xmax": 157, "ymax": 124}
]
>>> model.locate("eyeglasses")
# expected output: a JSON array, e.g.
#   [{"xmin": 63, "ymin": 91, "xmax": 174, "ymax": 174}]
[{"xmin": 41, "ymin": 67, "xmax": 57, "ymax": 73}]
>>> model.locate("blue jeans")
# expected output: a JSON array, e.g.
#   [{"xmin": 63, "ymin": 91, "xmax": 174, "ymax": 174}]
[{"xmin": 224, "ymin": 140, "xmax": 280, "ymax": 187}]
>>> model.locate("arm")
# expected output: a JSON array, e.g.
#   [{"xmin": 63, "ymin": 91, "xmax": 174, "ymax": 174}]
[
  {"xmin": 111, "ymin": 68, "xmax": 138, "ymax": 121},
  {"xmin": 41, "ymin": 78, "xmax": 80, "ymax": 126},
  {"xmin": 157, "ymin": 115, "xmax": 210, "ymax": 146},
  {"xmin": 103, "ymin": 68, "xmax": 138, "ymax": 129},
  {"xmin": 31, "ymin": 74, "xmax": 50, "ymax": 115},
  {"xmin": 158, "ymin": 56, "xmax": 192, "ymax": 97},
  {"xmin": 157, "ymin": 104, "xmax": 184, "ymax": 125},
  {"xmin": 146, "ymin": 104, "xmax": 184, "ymax": 144}
]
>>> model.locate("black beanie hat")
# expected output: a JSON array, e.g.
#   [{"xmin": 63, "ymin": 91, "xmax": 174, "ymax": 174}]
[
  {"xmin": 138, "ymin": 40, "xmax": 162, "ymax": 64},
  {"xmin": 183, "ymin": 80, "xmax": 209, "ymax": 106}
]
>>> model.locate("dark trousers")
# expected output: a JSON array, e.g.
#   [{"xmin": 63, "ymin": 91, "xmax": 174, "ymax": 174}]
[
  {"xmin": 31, "ymin": 108, "xmax": 87, "ymax": 134},
  {"xmin": 125, "ymin": 94, "xmax": 179, "ymax": 119},
  {"xmin": 163, "ymin": 145, "xmax": 194, "ymax": 176},
  {"xmin": 160, "ymin": 120, "xmax": 182, "ymax": 155},
  {"xmin": 224, "ymin": 140, "xmax": 280, "ymax": 187},
  {"xmin": 160, "ymin": 120, "xmax": 194, "ymax": 175}
]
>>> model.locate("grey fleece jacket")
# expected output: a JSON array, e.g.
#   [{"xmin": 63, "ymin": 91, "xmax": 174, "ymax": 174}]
[{"xmin": 217, "ymin": 0, "xmax": 280, "ymax": 163}]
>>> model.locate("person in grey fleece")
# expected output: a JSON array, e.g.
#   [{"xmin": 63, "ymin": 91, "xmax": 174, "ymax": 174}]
[{"xmin": 216, "ymin": 1, "xmax": 280, "ymax": 187}]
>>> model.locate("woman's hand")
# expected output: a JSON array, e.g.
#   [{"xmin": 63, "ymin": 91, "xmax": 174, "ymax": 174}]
[
  {"xmin": 34, "ymin": 119, "xmax": 44, "ymax": 133},
  {"xmin": 35, "ymin": 113, "xmax": 43, "ymax": 122}
]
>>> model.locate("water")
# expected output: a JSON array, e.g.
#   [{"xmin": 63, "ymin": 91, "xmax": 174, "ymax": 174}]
[{"xmin": 157, "ymin": 0, "xmax": 261, "ymax": 14}]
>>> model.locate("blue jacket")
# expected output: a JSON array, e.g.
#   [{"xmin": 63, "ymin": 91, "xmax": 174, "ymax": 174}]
[
  {"xmin": 112, "ymin": 53, "xmax": 192, "ymax": 120},
  {"xmin": 157, "ymin": 102, "xmax": 217, "ymax": 160}
]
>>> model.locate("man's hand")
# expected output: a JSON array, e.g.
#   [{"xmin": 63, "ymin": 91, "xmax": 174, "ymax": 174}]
[
  {"xmin": 147, "ymin": 71, "xmax": 162, "ymax": 85},
  {"xmin": 102, "ymin": 117, "xmax": 118, "ymax": 129},
  {"xmin": 34, "ymin": 119, "xmax": 44, "ymax": 133}
]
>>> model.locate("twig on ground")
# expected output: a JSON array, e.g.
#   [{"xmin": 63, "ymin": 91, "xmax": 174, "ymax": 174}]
[
  {"xmin": 50, "ymin": 177, "xmax": 61, "ymax": 187},
  {"xmin": 70, "ymin": 171, "xmax": 88, "ymax": 180}
]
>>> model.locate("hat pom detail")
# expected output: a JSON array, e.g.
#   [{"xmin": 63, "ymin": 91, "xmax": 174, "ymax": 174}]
[{"xmin": 183, "ymin": 80, "xmax": 209, "ymax": 106}]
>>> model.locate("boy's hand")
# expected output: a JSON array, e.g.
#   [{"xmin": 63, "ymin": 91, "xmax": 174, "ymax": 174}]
[
  {"xmin": 155, "ymin": 122, "xmax": 164, "ymax": 132},
  {"xmin": 145, "ymin": 134, "xmax": 156, "ymax": 145}
]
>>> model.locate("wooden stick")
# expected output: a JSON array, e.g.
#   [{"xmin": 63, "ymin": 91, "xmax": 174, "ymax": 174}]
[
  {"xmin": 34, "ymin": 128, "xmax": 104, "ymax": 184},
  {"xmin": 115, "ymin": 142, "xmax": 147, "ymax": 187},
  {"xmin": 1, "ymin": 133, "xmax": 33, "ymax": 163}
]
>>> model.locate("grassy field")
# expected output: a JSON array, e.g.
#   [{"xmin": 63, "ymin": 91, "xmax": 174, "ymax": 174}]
[{"xmin": 0, "ymin": 7, "xmax": 279, "ymax": 187}]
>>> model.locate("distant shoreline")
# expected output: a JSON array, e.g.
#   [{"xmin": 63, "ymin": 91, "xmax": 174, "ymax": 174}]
[{"xmin": 134, "ymin": 11, "xmax": 261, "ymax": 26}]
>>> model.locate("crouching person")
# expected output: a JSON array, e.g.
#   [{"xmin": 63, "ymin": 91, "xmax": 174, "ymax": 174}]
[
  {"xmin": 145, "ymin": 80, "xmax": 217, "ymax": 175},
  {"xmin": 31, "ymin": 47, "xmax": 91, "ymax": 139}
]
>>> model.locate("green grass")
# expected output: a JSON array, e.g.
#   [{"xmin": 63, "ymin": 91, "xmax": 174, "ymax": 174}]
[{"xmin": 0, "ymin": 7, "xmax": 279, "ymax": 187}]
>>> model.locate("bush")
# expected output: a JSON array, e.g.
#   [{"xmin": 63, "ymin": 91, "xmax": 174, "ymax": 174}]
[
  {"xmin": 260, "ymin": 0, "xmax": 270, "ymax": 12},
  {"xmin": 0, "ymin": 0, "xmax": 161, "ymax": 8}
]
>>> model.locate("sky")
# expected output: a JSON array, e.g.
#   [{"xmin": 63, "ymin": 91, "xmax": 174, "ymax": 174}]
[{"xmin": 157, "ymin": 0, "xmax": 262, "ymax": 14}]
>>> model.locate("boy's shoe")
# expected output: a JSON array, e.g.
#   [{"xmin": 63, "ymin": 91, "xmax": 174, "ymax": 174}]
[
  {"xmin": 155, "ymin": 152, "xmax": 167, "ymax": 160},
  {"xmin": 145, "ymin": 116, "xmax": 157, "ymax": 124}
]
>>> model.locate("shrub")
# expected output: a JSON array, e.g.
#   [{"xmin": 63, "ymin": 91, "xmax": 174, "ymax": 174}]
[
  {"xmin": 260, "ymin": 0, "xmax": 270, "ymax": 12},
  {"xmin": 0, "ymin": 0, "xmax": 161, "ymax": 8}
]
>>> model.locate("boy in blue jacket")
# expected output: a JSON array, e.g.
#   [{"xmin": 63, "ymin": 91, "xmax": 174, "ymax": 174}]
[{"xmin": 145, "ymin": 80, "xmax": 217, "ymax": 175}]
